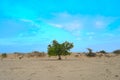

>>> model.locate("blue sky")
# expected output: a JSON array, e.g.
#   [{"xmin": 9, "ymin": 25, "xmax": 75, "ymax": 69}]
[{"xmin": 0, "ymin": 0, "xmax": 120, "ymax": 53}]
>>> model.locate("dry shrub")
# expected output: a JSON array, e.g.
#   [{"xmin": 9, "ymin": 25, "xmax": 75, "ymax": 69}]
[
  {"xmin": 1, "ymin": 53, "xmax": 7, "ymax": 58},
  {"xmin": 75, "ymin": 55, "xmax": 79, "ymax": 57},
  {"xmin": 113, "ymin": 49, "xmax": 120, "ymax": 55},
  {"xmin": 26, "ymin": 51, "xmax": 46, "ymax": 58}
]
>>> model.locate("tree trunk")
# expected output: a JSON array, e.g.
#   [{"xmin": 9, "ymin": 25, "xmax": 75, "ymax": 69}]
[{"xmin": 58, "ymin": 55, "xmax": 62, "ymax": 60}]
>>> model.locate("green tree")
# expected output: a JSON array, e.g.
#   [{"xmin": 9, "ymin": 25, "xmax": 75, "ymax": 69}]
[
  {"xmin": 113, "ymin": 49, "xmax": 120, "ymax": 55},
  {"xmin": 99, "ymin": 50, "xmax": 107, "ymax": 54},
  {"xmin": 48, "ymin": 40, "xmax": 73, "ymax": 60},
  {"xmin": 1, "ymin": 53, "xmax": 7, "ymax": 59},
  {"xmin": 87, "ymin": 48, "xmax": 92, "ymax": 54},
  {"xmin": 86, "ymin": 48, "xmax": 96, "ymax": 57}
]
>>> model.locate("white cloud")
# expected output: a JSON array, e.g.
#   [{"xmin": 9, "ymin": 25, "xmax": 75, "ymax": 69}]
[
  {"xmin": 103, "ymin": 33, "xmax": 115, "ymax": 37},
  {"xmin": 86, "ymin": 32, "xmax": 95, "ymax": 35},
  {"xmin": 44, "ymin": 12, "xmax": 83, "ymax": 31},
  {"xmin": 20, "ymin": 19, "xmax": 33, "ymax": 23},
  {"xmin": 18, "ymin": 33, "xmax": 24, "ymax": 37},
  {"xmin": 19, "ymin": 13, "xmax": 116, "ymax": 42},
  {"xmin": 76, "ymin": 37, "xmax": 82, "ymax": 41},
  {"xmin": 20, "ymin": 19, "xmax": 35, "ymax": 26},
  {"xmin": 52, "ymin": 12, "xmax": 71, "ymax": 18},
  {"xmin": 72, "ymin": 30, "xmax": 81, "ymax": 37},
  {"xmin": 88, "ymin": 36, "xmax": 93, "ymax": 40},
  {"xmin": 36, "ymin": 12, "xmax": 116, "ymax": 42},
  {"xmin": 20, "ymin": 19, "xmax": 41, "ymax": 28},
  {"xmin": 43, "ymin": 12, "xmax": 115, "ymax": 32},
  {"xmin": 95, "ymin": 21, "xmax": 104, "ymax": 28},
  {"xmin": 92, "ymin": 16, "xmax": 115, "ymax": 29},
  {"xmin": 17, "ymin": 18, "xmax": 43, "ymax": 38},
  {"xmin": 64, "ymin": 22, "xmax": 82, "ymax": 31},
  {"xmin": 49, "ymin": 23, "xmax": 63, "ymax": 28}
]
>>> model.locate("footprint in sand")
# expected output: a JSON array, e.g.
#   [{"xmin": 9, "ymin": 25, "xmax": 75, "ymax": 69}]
[
  {"xmin": 56, "ymin": 75, "xmax": 64, "ymax": 80},
  {"xmin": 30, "ymin": 72, "xmax": 36, "ymax": 76},
  {"xmin": 106, "ymin": 69, "xmax": 112, "ymax": 74},
  {"xmin": 27, "ymin": 78, "xmax": 31, "ymax": 80}
]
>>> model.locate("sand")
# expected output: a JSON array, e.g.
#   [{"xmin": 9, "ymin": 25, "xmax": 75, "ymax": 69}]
[{"xmin": 0, "ymin": 55, "xmax": 120, "ymax": 80}]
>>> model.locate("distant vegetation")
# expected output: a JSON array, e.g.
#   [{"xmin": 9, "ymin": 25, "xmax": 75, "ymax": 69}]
[
  {"xmin": 86, "ymin": 48, "xmax": 96, "ymax": 57},
  {"xmin": 48, "ymin": 40, "xmax": 73, "ymax": 60},
  {"xmin": 1, "ymin": 53, "xmax": 7, "ymax": 58},
  {"xmin": 0, "ymin": 41, "xmax": 119, "ymax": 60},
  {"xmin": 113, "ymin": 49, "xmax": 120, "ymax": 55},
  {"xmin": 26, "ymin": 51, "xmax": 46, "ymax": 58},
  {"xmin": 98, "ymin": 50, "xmax": 107, "ymax": 54}
]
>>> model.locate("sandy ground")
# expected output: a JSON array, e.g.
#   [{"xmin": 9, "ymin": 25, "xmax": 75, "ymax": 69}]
[{"xmin": 0, "ymin": 55, "xmax": 120, "ymax": 80}]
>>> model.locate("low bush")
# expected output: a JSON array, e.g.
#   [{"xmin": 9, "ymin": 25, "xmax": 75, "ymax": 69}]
[
  {"xmin": 86, "ymin": 53, "xmax": 96, "ymax": 57},
  {"xmin": 1, "ymin": 53, "xmax": 7, "ymax": 58},
  {"xmin": 99, "ymin": 50, "xmax": 107, "ymax": 54},
  {"xmin": 86, "ymin": 48, "xmax": 96, "ymax": 57},
  {"xmin": 113, "ymin": 49, "xmax": 120, "ymax": 55}
]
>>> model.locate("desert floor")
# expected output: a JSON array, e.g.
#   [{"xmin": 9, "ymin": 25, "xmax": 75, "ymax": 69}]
[{"xmin": 0, "ymin": 56, "xmax": 120, "ymax": 80}]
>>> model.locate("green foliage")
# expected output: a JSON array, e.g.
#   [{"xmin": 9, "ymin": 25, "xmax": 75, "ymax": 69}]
[
  {"xmin": 113, "ymin": 49, "xmax": 120, "ymax": 55},
  {"xmin": 86, "ymin": 48, "xmax": 96, "ymax": 57},
  {"xmin": 1, "ymin": 53, "xmax": 7, "ymax": 58},
  {"xmin": 48, "ymin": 40, "xmax": 74, "ymax": 60},
  {"xmin": 87, "ymin": 48, "xmax": 92, "ymax": 53},
  {"xmin": 99, "ymin": 50, "xmax": 107, "ymax": 54}
]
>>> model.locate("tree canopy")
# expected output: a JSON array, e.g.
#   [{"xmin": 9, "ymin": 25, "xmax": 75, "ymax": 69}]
[
  {"xmin": 86, "ymin": 48, "xmax": 96, "ymax": 57},
  {"xmin": 113, "ymin": 49, "xmax": 120, "ymax": 55},
  {"xmin": 48, "ymin": 40, "xmax": 74, "ymax": 60}
]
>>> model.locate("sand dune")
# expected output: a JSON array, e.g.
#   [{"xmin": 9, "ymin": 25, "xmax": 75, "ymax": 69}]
[{"xmin": 0, "ymin": 55, "xmax": 120, "ymax": 80}]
